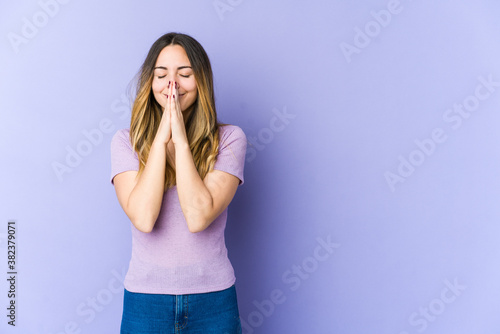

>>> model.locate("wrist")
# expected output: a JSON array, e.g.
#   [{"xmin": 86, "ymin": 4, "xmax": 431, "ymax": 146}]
[
  {"xmin": 152, "ymin": 139, "xmax": 168, "ymax": 149},
  {"xmin": 174, "ymin": 141, "xmax": 190, "ymax": 152}
]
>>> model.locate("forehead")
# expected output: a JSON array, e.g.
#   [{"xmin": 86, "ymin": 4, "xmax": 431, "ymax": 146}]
[{"xmin": 155, "ymin": 44, "xmax": 191, "ymax": 67}]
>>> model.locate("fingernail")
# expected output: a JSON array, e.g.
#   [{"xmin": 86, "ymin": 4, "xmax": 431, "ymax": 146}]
[
  {"xmin": 166, "ymin": 95, "xmax": 169, "ymax": 98},
  {"xmin": 173, "ymin": 95, "xmax": 175, "ymax": 99},
  {"xmin": 168, "ymin": 81, "xmax": 171, "ymax": 88}
]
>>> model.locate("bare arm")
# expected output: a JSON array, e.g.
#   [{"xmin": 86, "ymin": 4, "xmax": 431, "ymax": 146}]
[
  {"xmin": 113, "ymin": 84, "xmax": 173, "ymax": 233},
  {"xmin": 167, "ymin": 82, "xmax": 240, "ymax": 233},
  {"xmin": 175, "ymin": 143, "xmax": 240, "ymax": 233},
  {"xmin": 113, "ymin": 140, "xmax": 168, "ymax": 233}
]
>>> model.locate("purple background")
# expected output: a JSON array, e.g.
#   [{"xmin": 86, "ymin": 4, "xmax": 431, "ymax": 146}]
[{"xmin": 1, "ymin": 1, "xmax": 500, "ymax": 333}]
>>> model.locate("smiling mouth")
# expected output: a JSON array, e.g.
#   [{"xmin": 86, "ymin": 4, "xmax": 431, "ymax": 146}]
[{"xmin": 165, "ymin": 93, "xmax": 185, "ymax": 98}]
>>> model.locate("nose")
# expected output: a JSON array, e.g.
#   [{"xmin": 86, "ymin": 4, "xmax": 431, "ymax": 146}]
[
  {"xmin": 161, "ymin": 80, "xmax": 178, "ymax": 94},
  {"xmin": 165, "ymin": 79, "xmax": 179, "ymax": 89}
]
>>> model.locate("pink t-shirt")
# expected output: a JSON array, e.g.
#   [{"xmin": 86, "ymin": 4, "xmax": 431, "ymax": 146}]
[{"xmin": 110, "ymin": 124, "xmax": 247, "ymax": 294}]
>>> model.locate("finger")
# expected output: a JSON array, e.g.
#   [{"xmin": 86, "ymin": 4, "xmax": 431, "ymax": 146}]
[
  {"xmin": 164, "ymin": 80, "xmax": 171, "ymax": 109},
  {"xmin": 165, "ymin": 81, "xmax": 171, "ymax": 111},
  {"xmin": 166, "ymin": 80, "xmax": 171, "ymax": 99},
  {"xmin": 170, "ymin": 80, "xmax": 176, "ymax": 118},
  {"xmin": 173, "ymin": 81, "xmax": 180, "ymax": 113},
  {"xmin": 168, "ymin": 81, "xmax": 176, "ymax": 123},
  {"xmin": 174, "ymin": 84, "xmax": 182, "ymax": 115},
  {"xmin": 174, "ymin": 81, "xmax": 180, "ymax": 105}
]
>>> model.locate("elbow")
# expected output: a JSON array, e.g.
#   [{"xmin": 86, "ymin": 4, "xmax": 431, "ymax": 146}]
[
  {"xmin": 128, "ymin": 203, "xmax": 160, "ymax": 233},
  {"xmin": 137, "ymin": 223, "xmax": 154, "ymax": 233},
  {"xmin": 132, "ymin": 219, "xmax": 155, "ymax": 233},
  {"xmin": 130, "ymin": 214, "xmax": 157, "ymax": 233},
  {"xmin": 185, "ymin": 197, "xmax": 213, "ymax": 233},
  {"xmin": 187, "ymin": 220, "xmax": 203, "ymax": 233},
  {"xmin": 186, "ymin": 215, "xmax": 208, "ymax": 233}
]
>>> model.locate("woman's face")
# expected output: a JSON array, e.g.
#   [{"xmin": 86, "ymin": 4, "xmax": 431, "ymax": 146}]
[{"xmin": 152, "ymin": 44, "xmax": 198, "ymax": 114}]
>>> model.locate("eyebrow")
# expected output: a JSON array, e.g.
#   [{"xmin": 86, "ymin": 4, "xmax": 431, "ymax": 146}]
[{"xmin": 154, "ymin": 66, "xmax": 192, "ymax": 70}]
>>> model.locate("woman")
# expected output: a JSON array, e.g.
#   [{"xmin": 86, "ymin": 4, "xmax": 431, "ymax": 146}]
[{"xmin": 110, "ymin": 32, "xmax": 246, "ymax": 333}]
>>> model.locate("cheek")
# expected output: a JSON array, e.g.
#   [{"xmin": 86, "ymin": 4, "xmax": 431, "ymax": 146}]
[
  {"xmin": 183, "ymin": 79, "xmax": 197, "ymax": 93},
  {"xmin": 152, "ymin": 80, "xmax": 165, "ymax": 93},
  {"xmin": 151, "ymin": 82, "xmax": 166, "ymax": 106}
]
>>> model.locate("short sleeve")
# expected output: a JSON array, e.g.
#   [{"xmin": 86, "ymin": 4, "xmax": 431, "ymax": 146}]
[
  {"xmin": 110, "ymin": 128, "xmax": 140, "ymax": 185},
  {"xmin": 213, "ymin": 125, "xmax": 247, "ymax": 186}
]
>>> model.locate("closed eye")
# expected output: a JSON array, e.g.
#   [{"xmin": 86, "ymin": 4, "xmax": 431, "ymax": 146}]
[{"xmin": 157, "ymin": 74, "xmax": 190, "ymax": 79}]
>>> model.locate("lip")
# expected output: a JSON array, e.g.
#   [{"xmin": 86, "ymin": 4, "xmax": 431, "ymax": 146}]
[{"xmin": 164, "ymin": 93, "xmax": 186, "ymax": 97}]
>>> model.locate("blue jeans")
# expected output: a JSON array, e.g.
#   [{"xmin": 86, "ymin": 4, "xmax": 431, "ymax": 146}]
[{"xmin": 120, "ymin": 284, "xmax": 242, "ymax": 334}]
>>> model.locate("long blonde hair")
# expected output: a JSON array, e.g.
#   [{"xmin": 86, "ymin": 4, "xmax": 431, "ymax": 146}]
[{"xmin": 129, "ymin": 32, "xmax": 227, "ymax": 191}]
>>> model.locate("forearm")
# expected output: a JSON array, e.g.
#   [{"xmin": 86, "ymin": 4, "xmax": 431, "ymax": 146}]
[
  {"xmin": 127, "ymin": 140, "xmax": 168, "ymax": 232},
  {"xmin": 175, "ymin": 143, "xmax": 212, "ymax": 232}
]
